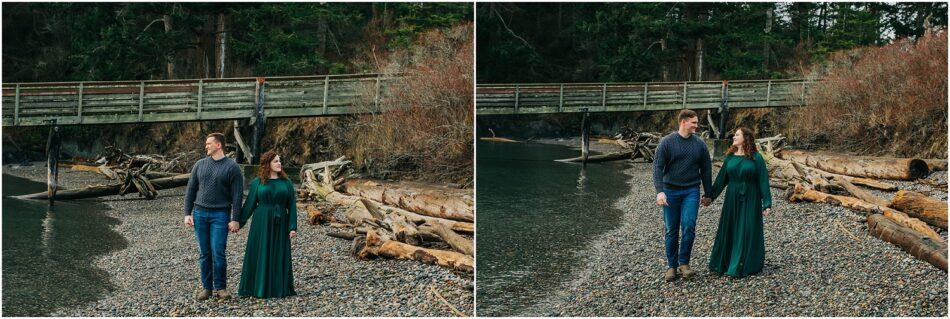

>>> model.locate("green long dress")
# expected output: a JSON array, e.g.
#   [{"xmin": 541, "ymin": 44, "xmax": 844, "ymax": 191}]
[
  {"xmin": 237, "ymin": 177, "xmax": 298, "ymax": 298},
  {"xmin": 707, "ymin": 152, "xmax": 772, "ymax": 278}
]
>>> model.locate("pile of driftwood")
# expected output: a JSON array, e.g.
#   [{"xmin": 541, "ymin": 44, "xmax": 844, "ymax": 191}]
[
  {"xmin": 557, "ymin": 130, "xmax": 661, "ymax": 163},
  {"xmin": 300, "ymin": 157, "xmax": 475, "ymax": 273},
  {"xmin": 759, "ymin": 143, "xmax": 948, "ymax": 271}
]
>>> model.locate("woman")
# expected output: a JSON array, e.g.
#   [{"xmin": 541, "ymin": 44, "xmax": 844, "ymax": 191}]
[
  {"xmin": 237, "ymin": 150, "xmax": 298, "ymax": 298},
  {"xmin": 706, "ymin": 127, "xmax": 772, "ymax": 278}
]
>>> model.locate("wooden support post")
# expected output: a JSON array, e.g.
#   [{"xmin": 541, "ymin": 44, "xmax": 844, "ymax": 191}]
[
  {"xmin": 45, "ymin": 120, "xmax": 61, "ymax": 204},
  {"xmin": 801, "ymin": 81, "xmax": 807, "ymax": 106},
  {"xmin": 77, "ymin": 82, "xmax": 84, "ymax": 123},
  {"xmin": 642, "ymin": 83, "xmax": 648, "ymax": 109},
  {"xmin": 322, "ymin": 75, "xmax": 330, "ymax": 115},
  {"xmin": 233, "ymin": 120, "xmax": 253, "ymax": 164},
  {"xmin": 251, "ymin": 78, "xmax": 266, "ymax": 164},
  {"xmin": 138, "ymin": 81, "xmax": 145, "ymax": 121},
  {"xmin": 558, "ymin": 84, "xmax": 564, "ymax": 113},
  {"xmin": 601, "ymin": 83, "xmax": 607, "ymax": 111},
  {"xmin": 514, "ymin": 85, "xmax": 520, "ymax": 113},
  {"xmin": 765, "ymin": 80, "xmax": 772, "ymax": 106},
  {"xmin": 717, "ymin": 81, "xmax": 730, "ymax": 139},
  {"xmin": 197, "ymin": 80, "xmax": 204, "ymax": 119},
  {"xmin": 374, "ymin": 75, "xmax": 381, "ymax": 113},
  {"xmin": 581, "ymin": 107, "xmax": 590, "ymax": 164},
  {"xmin": 14, "ymin": 84, "xmax": 20, "ymax": 126},
  {"xmin": 682, "ymin": 82, "xmax": 688, "ymax": 108}
]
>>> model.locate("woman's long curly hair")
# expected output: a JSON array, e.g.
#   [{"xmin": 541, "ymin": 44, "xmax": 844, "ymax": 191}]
[
  {"xmin": 258, "ymin": 150, "xmax": 288, "ymax": 184},
  {"xmin": 726, "ymin": 127, "xmax": 758, "ymax": 159}
]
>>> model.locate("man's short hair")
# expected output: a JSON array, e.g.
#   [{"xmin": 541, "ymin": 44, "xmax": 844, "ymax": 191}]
[
  {"xmin": 206, "ymin": 132, "xmax": 226, "ymax": 146},
  {"xmin": 678, "ymin": 109, "xmax": 698, "ymax": 122}
]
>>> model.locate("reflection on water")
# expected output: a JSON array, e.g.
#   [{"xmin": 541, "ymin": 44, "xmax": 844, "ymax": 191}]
[
  {"xmin": 2, "ymin": 174, "xmax": 128, "ymax": 316},
  {"xmin": 476, "ymin": 141, "xmax": 630, "ymax": 316}
]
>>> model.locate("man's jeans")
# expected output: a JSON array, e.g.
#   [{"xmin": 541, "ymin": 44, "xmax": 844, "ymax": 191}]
[
  {"xmin": 662, "ymin": 186, "xmax": 700, "ymax": 269},
  {"xmin": 193, "ymin": 208, "xmax": 229, "ymax": 290}
]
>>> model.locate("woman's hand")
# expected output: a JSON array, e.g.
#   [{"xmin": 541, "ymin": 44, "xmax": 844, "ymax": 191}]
[
  {"xmin": 289, "ymin": 230, "xmax": 297, "ymax": 238},
  {"xmin": 763, "ymin": 208, "xmax": 771, "ymax": 217}
]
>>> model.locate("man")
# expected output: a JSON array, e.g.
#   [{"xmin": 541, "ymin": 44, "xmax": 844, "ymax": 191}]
[
  {"xmin": 183, "ymin": 133, "xmax": 244, "ymax": 300},
  {"xmin": 652, "ymin": 109, "xmax": 713, "ymax": 282}
]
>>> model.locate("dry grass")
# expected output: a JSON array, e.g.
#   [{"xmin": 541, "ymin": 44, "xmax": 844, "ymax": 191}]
[{"xmin": 784, "ymin": 30, "xmax": 948, "ymax": 159}]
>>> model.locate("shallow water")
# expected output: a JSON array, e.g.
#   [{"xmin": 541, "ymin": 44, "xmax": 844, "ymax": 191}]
[
  {"xmin": 475, "ymin": 141, "xmax": 630, "ymax": 316},
  {"xmin": 2, "ymin": 173, "xmax": 128, "ymax": 316}
]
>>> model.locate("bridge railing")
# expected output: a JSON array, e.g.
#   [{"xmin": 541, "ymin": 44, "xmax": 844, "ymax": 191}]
[
  {"xmin": 476, "ymin": 79, "xmax": 814, "ymax": 115},
  {"xmin": 2, "ymin": 73, "xmax": 396, "ymax": 126}
]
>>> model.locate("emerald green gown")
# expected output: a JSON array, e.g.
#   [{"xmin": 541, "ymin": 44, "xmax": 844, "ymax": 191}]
[
  {"xmin": 237, "ymin": 177, "xmax": 298, "ymax": 298},
  {"xmin": 707, "ymin": 152, "xmax": 772, "ymax": 278}
]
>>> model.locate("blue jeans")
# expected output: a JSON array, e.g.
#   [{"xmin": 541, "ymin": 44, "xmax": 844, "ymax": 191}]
[
  {"xmin": 193, "ymin": 208, "xmax": 229, "ymax": 290},
  {"xmin": 662, "ymin": 186, "xmax": 700, "ymax": 269}
]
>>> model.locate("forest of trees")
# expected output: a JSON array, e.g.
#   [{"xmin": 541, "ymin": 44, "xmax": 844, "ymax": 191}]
[
  {"xmin": 477, "ymin": 2, "xmax": 947, "ymax": 83},
  {"xmin": 3, "ymin": 3, "xmax": 472, "ymax": 82}
]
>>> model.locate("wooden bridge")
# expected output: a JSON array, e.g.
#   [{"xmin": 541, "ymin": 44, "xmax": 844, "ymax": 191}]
[
  {"xmin": 476, "ymin": 79, "xmax": 813, "ymax": 115},
  {"xmin": 2, "ymin": 73, "xmax": 396, "ymax": 127}
]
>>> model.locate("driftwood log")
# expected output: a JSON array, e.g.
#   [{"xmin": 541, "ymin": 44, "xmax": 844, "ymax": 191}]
[
  {"xmin": 17, "ymin": 173, "xmax": 190, "ymax": 200},
  {"xmin": 924, "ymin": 159, "xmax": 948, "ymax": 172},
  {"xmin": 777, "ymin": 150, "xmax": 930, "ymax": 180},
  {"xmin": 763, "ymin": 152, "xmax": 896, "ymax": 191},
  {"xmin": 868, "ymin": 214, "xmax": 947, "ymax": 271},
  {"xmin": 420, "ymin": 223, "xmax": 474, "ymax": 256},
  {"xmin": 786, "ymin": 184, "xmax": 943, "ymax": 243},
  {"xmin": 342, "ymin": 179, "xmax": 473, "ymax": 222},
  {"xmin": 889, "ymin": 190, "xmax": 948, "ymax": 230},
  {"xmin": 555, "ymin": 151, "xmax": 633, "ymax": 163},
  {"xmin": 359, "ymin": 230, "xmax": 474, "ymax": 273}
]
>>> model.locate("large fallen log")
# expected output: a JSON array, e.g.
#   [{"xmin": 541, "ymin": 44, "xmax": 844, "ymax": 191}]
[
  {"xmin": 420, "ymin": 223, "xmax": 474, "ymax": 256},
  {"xmin": 777, "ymin": 150, "xmax": 929, "ymax": 180},
  {"xmin": 832, "ymin": 176, "xmax": 890, "ymax": 207},
  {"xmin": 343, "ymin": 179, "xmax": 473, "ymax": 222},
  {"xmin": 786, "ymin": 184, "xmax": 943, "ymax": 243},
  {"xmin": 322, "ymin": 189, "xmax": 474, "ymax": 234},
  {"xmin": 17, "ymin": 173, "xmax": 190, "ymax": 200},
  {"xmin": 763, "ymin": 152, "xmax": 896, "ymax": 191},
  {"xmin": 359, "ymin": 229, "xmax": 474, "ymax": 273},
  {"xmin": 889, "ymin": 190, "xmax": 948, "ymax": 230},
  {"xmin": 555, "ymin": 151, "xmax": 633, "ymax": 163},
  {"xmin": 867, "ymin": 214, "xmax": 947, "ymax": 272},
  {"xmin": 924, "ymin": 159, "xmax": 948, "ymax": 172}
]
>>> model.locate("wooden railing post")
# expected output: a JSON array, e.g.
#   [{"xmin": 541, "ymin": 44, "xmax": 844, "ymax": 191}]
[
  {"xmin": 77, "ymin": 82, "xmax": 84, "ymax": 123},
  {"xmin": 681, "ymin": 82, "xmax": 688, "ymax": 109},
  {"xmin": 322, "ymin": 75, "xmax": 330, "ymax": 115},
  {"xmin": 197, "ymin": 80, "xmax": 204, "ymax": 119},
  {"xmin": 800, "ymin": 80, "xmax": 807, "ymax": 106},
  {"xmin": 601, "ymin": 83, "xmax": 607, "ymax": 111},
  {"xmin": 374, "ymin": 74, "xmax": 382, "ymax": 113},
  {"xmin": 514, "ymin": 85, "xmax": 520, "ymax": 113},
  {"xmin": 138, "ymin": 81, "xmax": 145, "ymax": 121},
  {"xmin": 642, "ymin": 83, "xmax": 648, "ymax": 109},
  {"xmin": 558, "ymin": 84, "xmax": 564, "ymax": 113},
  {"xmin": 765, "ymin": 80, "xmax": 772, "ymax": 106},
  {"xmin": 14, "ymin": 84, "xmax": 20, "ymax": 126}
]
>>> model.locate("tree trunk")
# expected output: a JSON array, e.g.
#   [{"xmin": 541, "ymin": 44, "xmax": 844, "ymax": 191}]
[
  {"xmin": 786, "ymin": 184, "xmax": 943, "ymax": 243},
  {"xmin": 764, "ymin": 152, "xmax": 896, "ymax": 191},
  {"xmin": 660, "ymin": 38, "xmax": 669, "ymax": 81},
  {"xmin": 777, "ymin": 150, "xmax": 929, "ymax": 180},
  {"xmin": 555, "ymin": 151, "xmax": 633, "ymax": 163},
  {"xmin": 360, "ymin": 230, "xmax": 474, "ymax": 273},
  {"xmin": 867, "ymin": 214, "xmax": 947, "ymax": 272},
  {"xmin": 18, "ymin": 174, "xmax": 190, "ymax": 200},
  {"xmin": 216, "ymin": 12, "xmax": 227, "ymax": 78},
  {"xmin": 163, "ymin": 13, "xmax": 175, "ymax": 79},
  {"xmin": 695, "ymin": 37, "xmax": 704, "ymax": 81},
  {"xmin": 420, "ymin": 223, "xmax": 474, "ymax": 256},
  {"xmin": 890, "ymin": 190, "xmax": 947, "ymax": 230},
  {"xmin": 763, "ymin": 4, "xmax": 773, "ymax": 71},
  {"xmin": 342, "ymin": 179, "xmax": 473, "ymax": 222}
]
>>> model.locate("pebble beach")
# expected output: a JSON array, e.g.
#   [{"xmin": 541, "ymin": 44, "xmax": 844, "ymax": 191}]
[{"xmin": 3, "ymin": 164, "xmax": 473, "ymax": 317}]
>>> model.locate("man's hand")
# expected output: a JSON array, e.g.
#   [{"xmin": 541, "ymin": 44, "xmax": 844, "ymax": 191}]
[
  {"xmin": 701, "ymin": 197, "xmax": 712, "ymax": 207},
  {"xmin": 184, "ymin": 215, "xmax": 194, "ymax": 227},
  {"xmin": 289, "ymin": 231, "xmax": 297, "ymax": 238},
  {"xmin": 228, "ymin": 221, "xmax": 240, "ymax": 233},
  {"xmin": 763, "ymin": 208, "xmax": 771, "ymax": 217},
  {"xmin": 656, "ymin": 192, "xmax": 668, "ymax": 206}
]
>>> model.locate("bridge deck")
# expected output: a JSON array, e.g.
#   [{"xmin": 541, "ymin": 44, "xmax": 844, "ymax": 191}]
[
  {"xmin": 476, "ymin": 79, "xmax": 812, "ymax": 115},
  {"xmin": 2, "ymin": 73, "xmax": 394, "ymax": 126}
]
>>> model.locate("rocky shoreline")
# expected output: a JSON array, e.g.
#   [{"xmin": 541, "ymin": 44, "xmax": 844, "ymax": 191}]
[
  {"xmin": 523, "ymin": 163, "xmax": 947, "ymax": 317},
  {"xmin": 3, "ymin": 163, "xmax": 473, "ymax": 316}
]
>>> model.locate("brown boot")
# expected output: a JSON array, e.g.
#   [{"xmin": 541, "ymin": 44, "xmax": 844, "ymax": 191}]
[
  {"xmin": 196, "ymin": 289, "xmax": 212, "ymax": 301},
  {"xmin": 678, "ymin": 264, "xmax": 695, "ymax": 279},
  {"xmin": 215, "ymin": 289, "xmax": 232, "ymax": 299},
  {"xmin": 664, "ymin": 268, "xmax": 678, "ymax": 282}
]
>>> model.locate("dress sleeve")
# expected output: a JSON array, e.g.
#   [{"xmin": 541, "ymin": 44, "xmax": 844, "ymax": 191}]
[
  {"xmin": 239, "ymin": 178, "xmax": 259, "ymax": 228},
  {"xmin": 756, "ymin": 152, "xmax": 773, "ymax": 209},
  {"xmin": 709, "ymin": 156, "xmax": 729, "ymax": 200},
  {"xmin": 287, "ymin": 180, "xmax": 298, "ymax": 232}
]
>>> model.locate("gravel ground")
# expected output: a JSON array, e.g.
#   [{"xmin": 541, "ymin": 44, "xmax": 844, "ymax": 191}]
[
  {"xmin": 523, "ymin": 163, "xmax": 948, "ymax": 317},
  {"xmin": 4, "ymin": 163, "xmax": 473, "ymax": 317}
]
